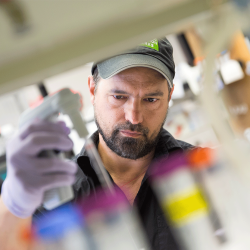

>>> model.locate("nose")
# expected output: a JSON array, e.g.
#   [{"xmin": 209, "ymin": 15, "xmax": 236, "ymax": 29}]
[{"xmin": 124, "ymin": 98, "xmax": 143, "ymax": 125}]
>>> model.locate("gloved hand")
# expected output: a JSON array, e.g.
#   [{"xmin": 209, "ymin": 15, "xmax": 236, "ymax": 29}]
[{"xmin": 1, "ymin": 120, "xmax": 78, "ymax": 218}]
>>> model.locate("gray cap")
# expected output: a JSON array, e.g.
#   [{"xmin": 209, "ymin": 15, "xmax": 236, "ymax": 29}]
[{"xmin": 92, "ymin": 38, "xmax": 175, "ymax": 88}]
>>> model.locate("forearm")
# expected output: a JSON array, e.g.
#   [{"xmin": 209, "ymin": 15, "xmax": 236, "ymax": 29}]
[{"xmin": 0, "ymin": 196, "xmax": 32, "ymax": 250}]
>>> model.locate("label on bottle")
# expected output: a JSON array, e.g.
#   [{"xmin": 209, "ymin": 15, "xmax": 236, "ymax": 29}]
[{"xmin": 162, "ymin": 186, "xmax": 208, "ymax": 226}]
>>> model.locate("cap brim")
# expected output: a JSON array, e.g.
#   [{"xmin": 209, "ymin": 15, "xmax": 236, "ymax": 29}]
[{"xmin": 97, "ymin": 54, "xmax": 173, "ymax": 88}]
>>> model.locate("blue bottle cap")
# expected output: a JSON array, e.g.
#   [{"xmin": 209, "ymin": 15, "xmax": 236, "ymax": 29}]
[{"xmin": 35, "ymin": 205, "xmax": 84, "ymax": 241}]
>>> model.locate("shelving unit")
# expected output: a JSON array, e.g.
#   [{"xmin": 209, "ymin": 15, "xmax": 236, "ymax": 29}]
[{"xmin": 0, "ymin": 0, "xmax": 230, "ymax": 95}]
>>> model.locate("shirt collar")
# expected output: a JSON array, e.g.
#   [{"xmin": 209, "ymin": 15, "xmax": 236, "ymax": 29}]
[{"xmin": 78, "ymin": 131, "xmax": 100, "ymax": 158}]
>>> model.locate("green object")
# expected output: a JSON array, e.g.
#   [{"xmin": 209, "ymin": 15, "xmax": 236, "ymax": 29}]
[{"xmin": 140, "ymin": 39, "xmax": 159, "ymax": 51}]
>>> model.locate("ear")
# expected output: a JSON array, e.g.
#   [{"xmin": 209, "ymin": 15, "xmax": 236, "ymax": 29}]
[
  {"xmin": 88, "ymin": 75, "xmax": 95, "ymax": 105},
  {"xmin": 168, "ymin": 84, "xmax": 175, "ymax": 101}
]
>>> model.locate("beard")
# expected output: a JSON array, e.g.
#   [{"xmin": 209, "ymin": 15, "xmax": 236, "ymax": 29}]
[{"xmin": 95, "ymin": 111, "xmax": 168, "ymax": 160}]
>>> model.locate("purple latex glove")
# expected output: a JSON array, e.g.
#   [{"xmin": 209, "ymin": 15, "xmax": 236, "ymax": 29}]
[{"xmin": 1, "ymin": 120, "xmax": 77, "ymax": 218}]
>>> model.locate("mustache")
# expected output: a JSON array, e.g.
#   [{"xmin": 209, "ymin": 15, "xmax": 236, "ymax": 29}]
[{"xmin": 114, "ymin": 121, "xmax": 149, "ymax": 136}]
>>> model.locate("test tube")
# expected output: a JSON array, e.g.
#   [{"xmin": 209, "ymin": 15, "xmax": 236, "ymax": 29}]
[
  {"xmin": 84, "ymin": 138, "xmax": 114, "ymax": 194},
  {"xmin": 79, "ymin": 188, "xmax": 151, "ymax": 250},
  {"xmin": 34, "ymin": 205, "xmax": 95, "ymax": 250},
  {"xmin": 150, "ymin": 153, "xmax": 219, "ymax": 250},
  {"xmin": 186, "ymin": 148, "xmax": 227, "ymax": 244}
]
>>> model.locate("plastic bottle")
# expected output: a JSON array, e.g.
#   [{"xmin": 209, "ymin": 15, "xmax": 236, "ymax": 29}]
[{"xmin": 187, "ymin": 148, "xmax": 250, "ymax": 249}]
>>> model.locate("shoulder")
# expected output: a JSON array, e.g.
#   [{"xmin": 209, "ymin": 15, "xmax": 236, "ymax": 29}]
[
  {"xmin": 176, "ymin": 139, "xmax": 196, "ymax": 151},
  {"xmin": 158, "ymin": 129, "xmax": 195, "ymax": 150},
  {"xmin": 154, "ymin": 129, "xmax": 195, "ymax": 158}
]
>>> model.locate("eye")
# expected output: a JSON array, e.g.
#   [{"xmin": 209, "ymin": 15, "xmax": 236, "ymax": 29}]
[
  {"xmin": 145, "ymin": 98, "xmax": 157, "ymax": 103},
  {"xmin": 113, "ymin": 95, "xmax": 126, "ymax": 100}
]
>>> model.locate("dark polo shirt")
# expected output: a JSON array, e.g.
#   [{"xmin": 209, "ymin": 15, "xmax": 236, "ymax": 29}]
[{"xmin": 73, "ymin": 129, "xmax": 194, "ymax": 250}]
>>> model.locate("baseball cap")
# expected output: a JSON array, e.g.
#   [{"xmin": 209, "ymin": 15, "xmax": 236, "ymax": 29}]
[{"xmin": 91, "ymin": 38, "xmax": 175, "ymax": 88}]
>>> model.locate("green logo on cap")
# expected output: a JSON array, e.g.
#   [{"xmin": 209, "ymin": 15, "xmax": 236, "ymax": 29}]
[{"xmin": 140, "ymin": 39, "xmax": 159, "ymax": 51}]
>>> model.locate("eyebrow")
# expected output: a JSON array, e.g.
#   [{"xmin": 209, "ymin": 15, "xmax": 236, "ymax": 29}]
[
  {"xmin": 110, "ymin": 89, "xmax": 128, "ymax": 94},
  {"xmin": 110, "ymin": 89, "xmax": 164, "ymax": 97},
  {"xmin": 144, "ymin": 91, "xmax": 164, "ymax": 97}
]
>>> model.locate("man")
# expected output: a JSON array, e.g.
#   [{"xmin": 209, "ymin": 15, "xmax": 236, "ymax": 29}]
[{"xmin": 0, "ymin": 38, "xmax": 194, "ymax": 250}]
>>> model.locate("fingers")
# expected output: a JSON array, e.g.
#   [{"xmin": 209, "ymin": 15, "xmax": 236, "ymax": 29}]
[
  {"xmin": 14, "ymin": 158, "xmax": 77, "ymax": 191},
  {"xmin": 23, "ymin": 158, "xmax": 78, "ymax": 175},
  {"xmin": 20, "ymin": 131, "xmax": 73, "ymax": 155},
  {"xmin": 41, "ymin": 174, "xmax": 76, "ymax": 191},
  {"xmin": 20, "ymin": 120, "xmax": 70, "ymax": 140}
]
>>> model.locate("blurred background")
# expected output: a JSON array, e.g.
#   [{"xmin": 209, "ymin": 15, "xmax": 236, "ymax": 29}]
[
  {"xmin": 2, "ymin": 1, "xmax": 250, "ymax": 249},
  {"xmin": 2, "ymin": 0, "xmax": 250, "ymax": 183}
]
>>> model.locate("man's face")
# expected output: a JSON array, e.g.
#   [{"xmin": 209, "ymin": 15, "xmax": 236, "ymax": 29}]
[{"xmin": 89, "ymin": 67, "xmax": 173, "ymax": 160}]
